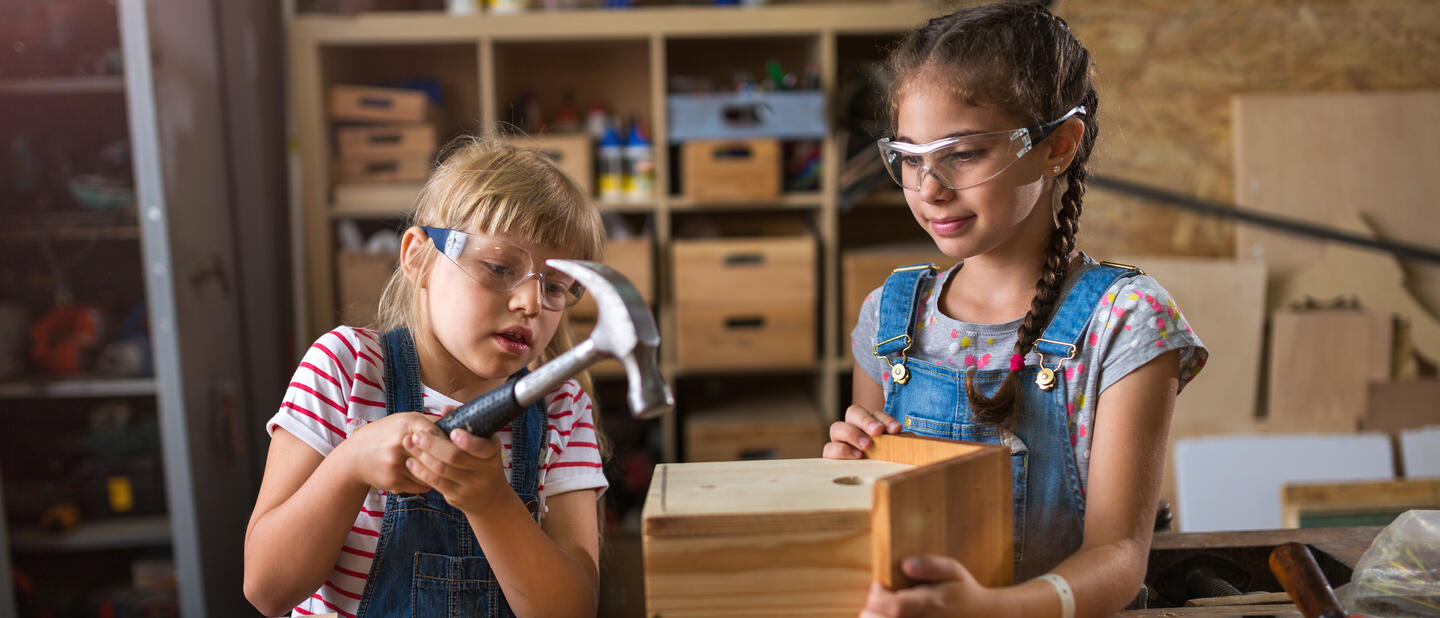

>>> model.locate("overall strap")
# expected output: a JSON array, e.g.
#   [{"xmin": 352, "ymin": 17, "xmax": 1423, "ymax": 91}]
[
  {"xmin": 1033, "ymin": 263, "xmax": 1145, "ymax": 361},
  {"xmin": 380, "ymin": 328, "xmax": 424, "ymax": 415},
  {"xmin": 872, "ymin": 263, "xmax": 938, "ymax": 386},
  {"xmin": 506, "ymin": 384, "xmax": 546, "ymax": 504}
]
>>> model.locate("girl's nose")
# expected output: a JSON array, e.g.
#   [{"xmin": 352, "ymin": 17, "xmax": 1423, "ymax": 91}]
[
  {"xmin": 918, "ymin": 167, "xmax": 953, "ymax": 203},
  {"xmin": 508, "ymin": 275, "xmax": 544, "ymax": 316}
]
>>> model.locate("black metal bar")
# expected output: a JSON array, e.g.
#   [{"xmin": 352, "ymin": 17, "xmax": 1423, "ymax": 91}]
[{"xmin": 1089, "ymin": 174, "xmax": 1440, "ymax": 265}]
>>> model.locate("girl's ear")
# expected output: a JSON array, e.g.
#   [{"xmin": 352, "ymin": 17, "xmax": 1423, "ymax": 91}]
[
  {"xmin": 399, "ymin": 226, "xmax": 429, "ymax": 288},
  {"xmin": 1044, "ymin": 117, "xmax": 1086, "ymax": 177}
]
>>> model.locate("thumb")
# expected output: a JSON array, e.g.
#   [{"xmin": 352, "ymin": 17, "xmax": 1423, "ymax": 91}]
[
  {"xmin": 901, "ymin": 555, "xmax": 968, "ymax": 583},
  {"xmin": 450, "ymin": 429, "xmax": 500, "ymax": 459}
]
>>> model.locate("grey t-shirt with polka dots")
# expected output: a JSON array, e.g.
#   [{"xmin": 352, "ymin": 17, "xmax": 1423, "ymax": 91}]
[{"xmin": 850, "ymin": 253, "xmax": 1208, "ymax": 488}]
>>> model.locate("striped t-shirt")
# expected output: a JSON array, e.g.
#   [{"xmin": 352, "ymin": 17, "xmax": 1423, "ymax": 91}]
[{"xmin": 265, "ymin": 326, "xmax": 608, "ymax": 618}]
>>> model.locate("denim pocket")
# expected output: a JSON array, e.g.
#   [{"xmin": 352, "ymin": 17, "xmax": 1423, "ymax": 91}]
[{"xmin": 411, "ymin": 552, "xmax": 495, "ymax": 618}]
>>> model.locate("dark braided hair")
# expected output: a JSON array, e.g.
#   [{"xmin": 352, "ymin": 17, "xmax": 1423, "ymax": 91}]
[{"xmin": 884, "ymin": 1, "xmax": 1100, "ymax": 425}]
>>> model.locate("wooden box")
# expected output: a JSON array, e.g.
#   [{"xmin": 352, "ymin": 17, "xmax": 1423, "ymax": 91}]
[
  {"xmin": 336, "ymin": 250, "xmax": 397, "ymax": 327},
  {"xmin": 568, "ymin": 236, "xmax": 653, "ymax": 321},
  {"xmin": 842, "ymin": 245, "xmax": 955, "ymax": 336},
  {"xmin": 505, "ymin": 134, "xmax": 594, "ymax": 195},
  {"xmin": 643, "ymin": 433, "xmax": 1014, "ymax": 617},
  {"xmin": 684, "ymin": 394, "xmax": 826, "ymax": 462},
  {"xmin": 328, "ymin": 84, "xmax": 430, "ymax": 123},
  {"xmin": 333, "ymin": 153, "xmax": 432, "ymax": 183},
  {"xmin": 336, "ymin": 123, "xmax": 436, "ymax": 158},
  {"xmin": 672, "ymin": 235, "xmax": 815, "ymax": 369},
  {"xmin": 682, "ymin": 138, "xmax": 781, "ymax": 202}
]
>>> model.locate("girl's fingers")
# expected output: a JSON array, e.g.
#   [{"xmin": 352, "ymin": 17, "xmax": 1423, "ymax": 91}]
[
  {"xmin": 828, "ymin": 420, "xmax": 873, "ymax": 451},
  {"xmin": 871, "ymin": 409, "xmax": 903, "ymax": 434},
  {"xmin": 447, "ymin": 429, "xmax": 500, "ymax": 459},
  {"xmin": 822, "ymin": 440, "xmax": 864, "ymax": 460},
  {"xmin": 844, "ymin": 405, "xmax": 892, "ymax": 437},
  {"xmin": 900, "ymin": 555, "xmax": 966, "ymax": 582}
]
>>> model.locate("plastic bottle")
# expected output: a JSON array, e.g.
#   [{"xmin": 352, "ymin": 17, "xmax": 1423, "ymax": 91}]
[
  {"xmin": 597, "ymin": 124, "xmax": 624, "ymax": 203},
  {"xmin": 623, "ymin": 122, "xmax": 654, "ymax": 202}
]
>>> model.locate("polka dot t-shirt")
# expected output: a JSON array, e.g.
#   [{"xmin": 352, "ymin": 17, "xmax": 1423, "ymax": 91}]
[{"xmin": 851, "ymin": 254, "xmax": 1208, "ymax": 488}]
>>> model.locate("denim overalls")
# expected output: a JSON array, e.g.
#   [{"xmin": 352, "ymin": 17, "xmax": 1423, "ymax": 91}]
[
  {"xmin": 872, "ymin": 262, "xmax": 1139, "ymax": 581},
  {"xmin": 355, "ymin": 328, "xmax": 547, "ymax": 618}
]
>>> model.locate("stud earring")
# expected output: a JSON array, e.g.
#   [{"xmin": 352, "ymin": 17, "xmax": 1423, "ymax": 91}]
[{"xmin": 1052, "ymin": 165, "xmax": 1061, "ymax": 174}]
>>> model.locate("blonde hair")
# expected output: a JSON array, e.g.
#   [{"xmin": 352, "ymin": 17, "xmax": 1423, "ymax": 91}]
[{"xmin": 374, "ymin": 136, "xmax": 607, "ymax": 446}]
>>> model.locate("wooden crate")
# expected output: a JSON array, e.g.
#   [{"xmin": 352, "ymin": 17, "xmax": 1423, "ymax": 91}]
[
  {"xmin": 681, "ymin": 138, "xmax": 781, "ymax": 202},
  {"xmin": 328, "ymin": 84, "xmax": 430, "ymax": 123},
  {"xmin": 336, "ymin": 250, "xmax": 396, "ymax": 327},
  {"xmin": 673, "ymin": 234, "xmax": 815, "ymax": 369},
  {"xmin": 505, "ymin": 134, "xmax": 594, "ymax": 195},
  {"xmin": 684, "ymin": 394, "xmax": 826, "ymax": 462},
  {"xmin": 643, "ymin": 433, "xmax": 1013, "ymax": 617},
  {"xmin": 569, "ymin": 236, "xmax": 653, "ymax": 321},
  {"xmin": 336, "ymin": 123, "xmax": 436, "ymax": 158},
  {"xmin": 841, "ymin": 245, "xmax": 955, "ymax": 337},
  {"xmin": 1281, "ymin": 479, "xmax": 1440, "ymax": 529},
  {"xmin": 333, "ymin": 153, "xmax": 432, "ymax": 183}
]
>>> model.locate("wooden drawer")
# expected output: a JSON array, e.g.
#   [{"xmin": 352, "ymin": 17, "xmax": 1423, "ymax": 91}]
[
  {"xmin": 336, "ymin": 250, "xmax": 396, "ymax": 327},
  {"xmin": 682, "ymin": 138, "xmax": 780, "ymax": 201},
  {"xmin": 683, "ymin": 394, "xmax": 825, "ymax": 462},
  {"xmin": 674, "ymin": 305, "xmax": 814, "ymax": 370},
  {"xmin": 329, "ymin": 85, "xmax": 430, "ymax": 123},
  {"xmin": 644, "ymin": 434, "xmax": 1013, "ymax": 617},
  {"xmin": 336, "ymin": 123, "xmax": 436, "ymax": 157},
  {"xmin": 842, "ymin": 245, "xmax": 954, "ymax": 334},
  {"xmin": 672, "ymin": 235, "xmax": 814, "ymax": 307},
  {"xmin": 333, "ymin": 153, "xmax": 431, "ymax": 183},
  {"xmin": 506, "ymin": 134, "xmax": 594, "ymax": 195},
  {"xmin": 569, "ymin": 237, "xmax": 654, "ymax": 320}
]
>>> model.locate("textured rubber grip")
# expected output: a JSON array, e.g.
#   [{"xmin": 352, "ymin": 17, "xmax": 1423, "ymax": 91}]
[{"xmin": 435, "ymin": 376, "xmax": 525, "ymax": 438}]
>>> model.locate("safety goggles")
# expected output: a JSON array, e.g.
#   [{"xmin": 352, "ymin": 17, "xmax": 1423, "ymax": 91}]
[
  {"xmin": 877, "ymin": 106, "xmax": 1086, "ymax": 191},
  {"xmin": 420, "ymin": 226, "xmax": 585, "ymax": 311}
]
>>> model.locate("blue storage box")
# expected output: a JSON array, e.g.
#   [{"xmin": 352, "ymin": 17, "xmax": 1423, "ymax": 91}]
[{"xmin": 667, "ymin": 91, "xmax": 827, "ymax": 143}]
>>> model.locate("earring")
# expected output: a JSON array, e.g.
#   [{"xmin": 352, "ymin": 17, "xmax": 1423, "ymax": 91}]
[{"xmin": 1052, "ymin": 165, "xmax": 1061, "ymax": 174}]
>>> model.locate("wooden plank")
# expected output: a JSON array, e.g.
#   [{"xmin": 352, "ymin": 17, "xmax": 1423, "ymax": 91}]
[
  {"xmin": 1234, "ymin": 92, "xmax": 1440, "ymax": 363},
  {"xmin": 863, "ymin": 432, "xmax": 986, "ymax": 467},
  {"xmin": 1266, "ymin": 309, "xmax": 1389, "ymax": 433},
  {"xmin": 1364, "ymin": 379, "xmax": 1440, "ymax": 433},
  {"xmin": 1150, "ymin": 526, "xmax": 1384, "ymax": 570},
  {"xmin": 1119, "ymin": 605, "xmax": 1301, "ymax": 617},
  {"xmin": 1281, "ymin": 479, "xmax": 1440, "ymax": 529},
  {"xmin": 871, "ymin": 440, "xmax": 1013, "ymax": 589},
  {"xmin": 1185, "ymin": 591, "xmax": 1293, "ymax": 607}
]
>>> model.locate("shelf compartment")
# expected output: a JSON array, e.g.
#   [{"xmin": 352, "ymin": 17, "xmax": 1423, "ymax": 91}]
[
  {"xmin": 0, "ymin": 377, "xmax": 157, "ymax": 400},
  {"xmin": 9, "ymin": 515, "xmax": 171, "ymax": 553},
  {"xmin": 0, "ymin": 76, "xmax": 126, "ymax": 95}
]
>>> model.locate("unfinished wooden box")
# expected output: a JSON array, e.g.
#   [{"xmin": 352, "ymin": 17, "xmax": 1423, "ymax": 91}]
[
  {"xmin": 329, "ymin": 84, "xmax": 430, "ymax": 123},
  {"xmin": 333, "ymin": 154, "xmax": 431, "ymax": 183},
  {"xmin": 644, "ymin": 433, "xmax": 1013, "ymax": 617},
  {"xmin": 568, "ymin": 236, "xmax": 653, "ymax": 321},
  {"xmin": 336, "ymin": 123, "xmax": 437, "ymax": 158},
  {"xmin": 684, "ymin": 393, "xmax": 825, "ymax": 462},
  {"xmin": 672, "ymin": 235, "xmax": 815, "ymax": 369},
  {"xmin": 505, "ymin": 134, "xmax": 594, "ymax": 195},
  {"xmin": 682, "ymin": 138, "xmax": 781, "ymax": 202},
  {"xmin": 842, "ymin": 245, "xmax": 955, "ymax": 336}
]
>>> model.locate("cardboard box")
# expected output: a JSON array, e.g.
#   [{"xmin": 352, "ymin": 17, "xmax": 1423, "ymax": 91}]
[
  {"xmin": 505, "ymin": 134, "xmax": 595, "ymax": 196},
  {"xmin": 329, "ymin": 85, "xmax": 430, "ymax": 123},
  {"xmin": 643, "ymin": 433, "xmax": 1013, "ymax": 616},
  {"xmin": 681, "ymin": 138, "xmax": 781, "ymax": 202},
  {"xmin": 672, "ymin": 234, "xmax": 815, "ymax": 369},
  {"xmin": 841, "ymin": 245, "xmax": 955, "ymax": 336},
  {"xmin": 568, "ymin": 236, "xmax": 653, "ymax": 321},
  {"xmin": 337, "ymin": 123, "xmax": 436, "ymax": 158},
  {"xmin": 333, "ymin": 153, "xmax": 432, "ymax": 183},
  {"xmin": 683, "ymin": 393, "xmax": 826, "ymax": 462},
  {"xmin": 336, "ymin": 250, "xmax": 397, "ymax": 327}
]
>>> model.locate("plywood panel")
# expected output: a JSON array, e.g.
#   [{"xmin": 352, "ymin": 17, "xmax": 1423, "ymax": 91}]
[{"xmin": 1266, "ymin": 309, "xmax": 1390, "ymax": 433}]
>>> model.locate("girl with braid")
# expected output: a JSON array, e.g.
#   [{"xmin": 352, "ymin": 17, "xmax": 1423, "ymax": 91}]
[{"xmin": 825, "ymin": 3, "xmax": 1207, "ymax": 616}]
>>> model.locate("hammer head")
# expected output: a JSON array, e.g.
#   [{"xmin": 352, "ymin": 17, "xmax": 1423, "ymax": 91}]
[{"xmin": 548, "ymin": 259, "xmax": 673, "ymax": 419}]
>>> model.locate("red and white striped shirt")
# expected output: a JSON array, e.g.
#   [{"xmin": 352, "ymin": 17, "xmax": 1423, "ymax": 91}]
[{"xmin": 266, "ymin": 326, "xmax": 607, "ymax": 618}]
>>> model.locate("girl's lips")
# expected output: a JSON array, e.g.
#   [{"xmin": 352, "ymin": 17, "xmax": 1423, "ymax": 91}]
[
  {"xmin": 929, "ymin": 216, "xmax": 974, "ymax": 236},
  {"xmin": 493, "ymin": 333, "xmax": 531, "ymax": 356}
]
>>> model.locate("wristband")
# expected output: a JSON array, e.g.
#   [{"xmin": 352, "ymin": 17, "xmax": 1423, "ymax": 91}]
[{"xmin": 1037, "ymin": 573, "xmax": 1075, "ymax": 618}]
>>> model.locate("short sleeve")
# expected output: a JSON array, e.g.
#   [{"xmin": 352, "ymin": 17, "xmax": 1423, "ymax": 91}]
[
  {"xmin": 538, "ymin": 380, "xmax": 608, "ymax": 501},
  {"xmin": 850, "ymin": 285, "xmax": 889, "ymax": 386},
  {"xmin": 267, "ymin": 327, "xmax": 370, "ymax": 456},
  {"xmin": 1089, "ymin": 276, "xmax": 1208, "ymax": 395}
]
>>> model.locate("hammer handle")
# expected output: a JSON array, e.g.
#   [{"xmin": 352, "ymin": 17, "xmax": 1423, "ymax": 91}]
[
  {"xmin": 1269, "ymin": 542, "xmax": 1348, "ymax": 618},
  {"xmin": 435, "ymin": 376, "xmax": 526, "ymax": 438}
]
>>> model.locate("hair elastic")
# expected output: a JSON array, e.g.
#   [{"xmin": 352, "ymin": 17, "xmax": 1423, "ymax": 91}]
[
  {"xmin": 1038, "ymin": 574, "xmax": 1075, "ymax": 618},
  {"xmin": 1009, "ymin": 354, "xmax": 1026, "ymax": 371}
]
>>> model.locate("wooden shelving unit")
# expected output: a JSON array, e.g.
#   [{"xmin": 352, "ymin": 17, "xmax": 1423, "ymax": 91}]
[{"xmin": 287, "ymin": 3, "xmax": 945, "ymax": 465}]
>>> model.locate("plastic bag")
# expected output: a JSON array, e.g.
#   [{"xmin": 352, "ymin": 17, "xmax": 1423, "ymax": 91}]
[{"xmin": 1335, "ymin": 509, "xmax": 1440, "ymax": 617}]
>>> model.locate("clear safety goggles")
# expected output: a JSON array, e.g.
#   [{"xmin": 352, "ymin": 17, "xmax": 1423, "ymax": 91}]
[
  {"xmin": 877, "ymin": 106, "xmax": 1086, "ymax": 191},
  {"xmin": 421, "ymin": 226, "xmax": 585, "ymax": 311}
]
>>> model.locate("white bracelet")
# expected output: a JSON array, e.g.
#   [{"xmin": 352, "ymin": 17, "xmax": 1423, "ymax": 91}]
[{"xmin": 1037, "ymin": 574, "xmax": 1075, "ymax": 618}]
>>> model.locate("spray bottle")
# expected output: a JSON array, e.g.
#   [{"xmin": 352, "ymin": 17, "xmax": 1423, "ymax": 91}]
[
  {"xmin": 597, "ymin": 124, "xmax": 624, "ymax": 203},
  {"xmin": 622, "ymin": 120, "xmax": 654, "ymax": 202}
]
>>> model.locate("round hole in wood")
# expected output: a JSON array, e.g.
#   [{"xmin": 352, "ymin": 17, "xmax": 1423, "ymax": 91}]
[{"xmin": 832, "ymin": 476, "xmax": 862, "ymax": 486}]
